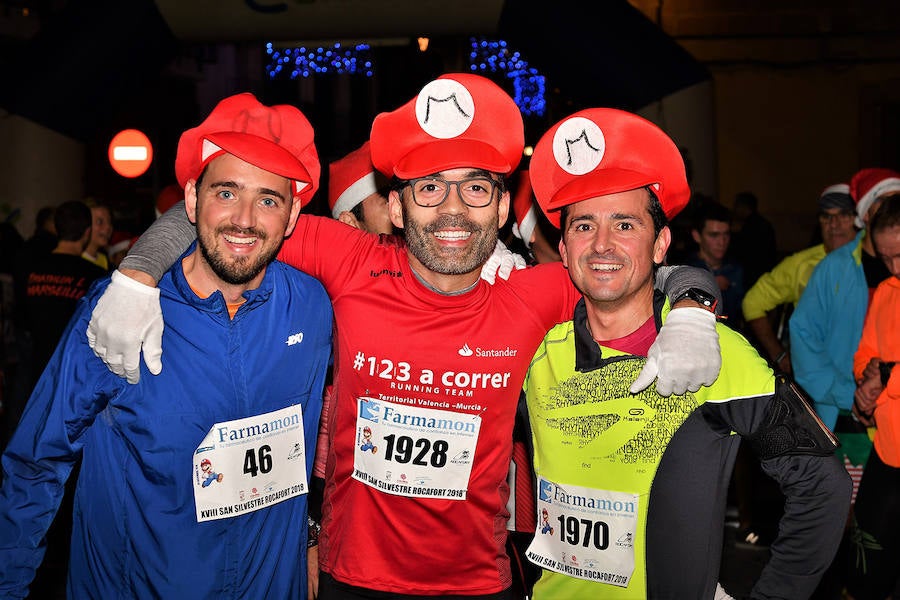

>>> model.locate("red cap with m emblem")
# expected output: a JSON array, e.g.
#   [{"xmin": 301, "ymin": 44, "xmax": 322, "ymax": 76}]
[
  {"xmin": 530, "ymin": 108, "xmax": 689, "ymax": 227},
  {"xmin": 370, "ymin": 73, "xmax": 523, "ymax": 179}
]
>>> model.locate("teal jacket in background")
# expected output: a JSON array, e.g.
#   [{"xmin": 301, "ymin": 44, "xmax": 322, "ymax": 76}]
[{"xmin": 790, "ymin": 230, "xmax": 867, "ymax": 429}]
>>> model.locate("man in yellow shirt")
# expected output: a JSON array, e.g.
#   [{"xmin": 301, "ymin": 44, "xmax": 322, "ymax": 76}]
[{"xmin": 742, "ymin": 183, "xmax": 857, "ymax": 374}]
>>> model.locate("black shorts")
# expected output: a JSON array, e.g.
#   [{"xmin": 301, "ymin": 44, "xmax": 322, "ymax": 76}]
[{"xmin": 318, "ymin": 572, "xmax": 514, "ymax": 600}]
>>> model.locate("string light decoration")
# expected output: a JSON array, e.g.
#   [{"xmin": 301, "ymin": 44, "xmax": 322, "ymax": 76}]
[
  {"xmin": 263, "ymin": 37, "xmax": 545, "ymax": 118},
  {"xmin": 265, "ymin": 42, "xmax": 374, "ymax": 79},
  {"xmin": 469, "ymin": 37, "xmax": 546, "ymax": 117}
]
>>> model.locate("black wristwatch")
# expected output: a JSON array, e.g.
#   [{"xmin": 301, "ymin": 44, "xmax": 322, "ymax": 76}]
[{"xmin": 674, "ymin": 288, "xmax": 718, "ymax": 312}]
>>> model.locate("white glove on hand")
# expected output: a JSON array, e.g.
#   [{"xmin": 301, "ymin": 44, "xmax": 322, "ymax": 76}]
[
  {"xmin": 480, "ymin": 240, "xmax": 527, "ymax": 284},
  {"xmin": 86, "ymin": 270, "xmax": 164, "ymax": 384},
  {"xmin": 714, "ymin": 582, "xmax": 735, "ymax": 600},
  {"xmin": 629, "ymin": 307, "xmax": 721, "ymax": 396}
]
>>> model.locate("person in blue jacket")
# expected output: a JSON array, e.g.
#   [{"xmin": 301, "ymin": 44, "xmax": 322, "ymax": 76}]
[
  {"xmin": 0, "ymin": 92, "xmax": 333, "ymax": 599},
  {"xmin": 791, "ymin": 168, "xmax": 900, "ymax": 430}
]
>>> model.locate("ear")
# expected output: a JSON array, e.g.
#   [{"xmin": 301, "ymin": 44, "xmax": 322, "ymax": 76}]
[
  {"xmin": 653, "ymin": 226, "xmax": 672, "ymax": 265},
  {"xmin": 283, "ymin": 194, "xmax": 303, "ymax": 238},
  {"xmin": 388, "ymin": 189, "xmax": 405, "ymax": 229},
  {"xmin": 691, "ymin": 229, "xmax": 701, "ymax": 245},
  {"xmin": 558, "ymin": 236, "xmax": 569, "ymax": 268},
  {"xmin": 184, "ymin": 179, "xmax": 199, "ymax": 225},
  {"xmin": 497, "ymin": 190, "xmax": 510, "ymax": 229},
  {"xmin": 338, "ymin": 210, "xmax": 364, "ymax": 230}
]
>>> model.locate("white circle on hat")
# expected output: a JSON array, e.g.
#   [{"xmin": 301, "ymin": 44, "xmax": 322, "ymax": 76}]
[
  {"xmin": 415, "ymin": 79, "xmax": 476, "ymax": 139},
  {"xmin": 552, "ymin": 116, "xmax": 606, "ymax": 175}
]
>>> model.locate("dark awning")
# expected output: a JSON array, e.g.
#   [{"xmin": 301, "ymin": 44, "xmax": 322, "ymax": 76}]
[{"xmin": 497, "ymin": 0, "xmax": 710, "ymax": 113}]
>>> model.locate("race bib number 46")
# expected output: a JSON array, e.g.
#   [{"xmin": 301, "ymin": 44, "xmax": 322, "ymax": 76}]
[
  {"xmin": 193, "ymin": 405, "xmax": 308, "ymax": 522},
  {"xmin": 352, "ymin": 397, "xmax": 480, "ymax": 500}
]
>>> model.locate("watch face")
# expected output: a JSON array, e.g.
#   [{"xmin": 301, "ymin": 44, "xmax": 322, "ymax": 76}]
[{"xmin": 683, "ymin": 288, "xmax": 717, "ymax": 310}]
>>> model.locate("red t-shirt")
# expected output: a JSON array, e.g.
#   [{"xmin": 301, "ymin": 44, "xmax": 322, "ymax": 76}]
[{"xmin": 279, "ymin": 216, "xmax": 578, "ymax": 595}]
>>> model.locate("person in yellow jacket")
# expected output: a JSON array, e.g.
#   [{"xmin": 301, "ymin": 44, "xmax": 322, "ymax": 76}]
[
  {"xmin": 522, "ymin": 107, "xmax": 851, "ymax": 599},
  {"xmin": 742, "ymin": 183, "xmax": 857, "ymax": 374}
]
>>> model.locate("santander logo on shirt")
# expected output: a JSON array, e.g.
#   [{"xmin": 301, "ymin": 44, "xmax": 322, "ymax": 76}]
[{"xmin": 458, "ymin": 343, "xmax": 518, "ymax": 358}]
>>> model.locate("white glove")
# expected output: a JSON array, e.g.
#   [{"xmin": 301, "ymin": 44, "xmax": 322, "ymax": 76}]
[
  {"xmin": 480, "ymin": 240, "xmax": 527, "ymax": 284},
  {"xmin": 86, "ymin": 270, "xmax": 164, "ymax": 384},
  {"xmin": 630, "ymin": 307, "xmax": 721, "ymax": 396},
  {"xmin": 714, "ymin": 582, "xmax": 735, "ymax": 600}
]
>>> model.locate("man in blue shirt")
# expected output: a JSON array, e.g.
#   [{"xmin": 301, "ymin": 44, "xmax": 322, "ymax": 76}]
[{"xmin": 0, "ymin": 93, "xmax": 333, "ymax": 599}]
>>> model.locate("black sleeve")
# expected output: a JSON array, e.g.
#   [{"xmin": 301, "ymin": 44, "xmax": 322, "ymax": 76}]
[{"xmin": 707, "ymin": 389, "xmax": 852, "ymax": 599}]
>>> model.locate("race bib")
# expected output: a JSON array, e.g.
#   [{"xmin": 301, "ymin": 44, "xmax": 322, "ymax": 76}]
[
  {"xmin": 352, "ymin": 397, "xmax": 480, "ymax": 499},
  {"xmin": 527, "ymin": 478, "xmax": 638, "ymax": 588},
  {"xmin": 193, "ymin": 405, "xmax": 308, "ymax": 522}
]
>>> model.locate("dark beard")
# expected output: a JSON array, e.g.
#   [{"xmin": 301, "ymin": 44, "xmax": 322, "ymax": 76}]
[
  {"xmin": 401, "ymin": 209, "xmax": 498, "ymax": 275},
  {"xmin": 198, "ymin": 227, "xmax": 278, "ymax": 285}
]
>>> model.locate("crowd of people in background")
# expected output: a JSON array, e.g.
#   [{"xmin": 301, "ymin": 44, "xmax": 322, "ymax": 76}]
[{"xmin": 0, "ymin": 73, "xmax": 897, "ymax": 600}]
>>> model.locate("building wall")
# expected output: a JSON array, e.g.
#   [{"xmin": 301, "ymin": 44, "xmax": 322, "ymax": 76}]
[
  {"xmin": 0, "ymin": 111, "xmax": 85, "ymax": 239},
  {"xmin": 631, "ymin": 0, "xmax": 900, "ymax": 254}
]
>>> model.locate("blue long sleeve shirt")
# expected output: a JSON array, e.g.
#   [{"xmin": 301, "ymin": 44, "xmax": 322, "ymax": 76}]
[{"xmin": 0, "ymin": 247, "xmax": 332, "ymax": 599}]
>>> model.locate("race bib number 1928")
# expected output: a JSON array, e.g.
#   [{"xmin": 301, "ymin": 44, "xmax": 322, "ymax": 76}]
[{"xmin": 352, "ymin": 397, "xmax": 480, "ymax": 500}]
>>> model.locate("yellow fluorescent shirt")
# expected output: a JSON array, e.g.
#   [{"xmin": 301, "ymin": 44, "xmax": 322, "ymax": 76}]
[{"xmin": 742, "ymin": 244, "xmax": 826, "ymax": 321}]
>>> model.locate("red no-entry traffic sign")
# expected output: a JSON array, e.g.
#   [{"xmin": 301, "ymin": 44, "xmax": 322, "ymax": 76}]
[{"xmin": 108, "ymin": 129, "xmax": 153, "ymax": 178}]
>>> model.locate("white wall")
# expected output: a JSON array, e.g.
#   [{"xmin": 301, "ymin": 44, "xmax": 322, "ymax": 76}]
[{"xmin": 0, "ymin": 110, "xmax": 85, "ymax": 238}]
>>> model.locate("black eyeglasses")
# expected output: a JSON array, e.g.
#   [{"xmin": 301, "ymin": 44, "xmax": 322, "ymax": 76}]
[
  {"xmin": 404, "ymin": 176, "xmax": 499, "ymax": 208},
  {"xmin": 818, "ymin": 210, "xmax": 855, "ymax": 223}
]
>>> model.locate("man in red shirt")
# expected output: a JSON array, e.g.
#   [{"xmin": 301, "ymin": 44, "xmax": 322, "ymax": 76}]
[{"xmin": 85, "ymin": 74, "xmax": 722, "ymax": 599}]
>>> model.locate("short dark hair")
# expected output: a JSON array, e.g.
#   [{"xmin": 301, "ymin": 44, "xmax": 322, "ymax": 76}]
[
  {"xmin": 558, "ymin": 187, "xmax": 669, "ymax": 237},
  {"xmin": 693, "ymin": 202, "xmax": 732, "ymax": 232},
  {"xmin": 870, "ymin": 195, "xmax": 900, "ymax": 238},
  {"xmin": 350, "ymin": 202, "xmax": 366, "ymax": 223},
  {"xmin": 54, "ymin": 200, "xmax": 92, "ymax": 241}
]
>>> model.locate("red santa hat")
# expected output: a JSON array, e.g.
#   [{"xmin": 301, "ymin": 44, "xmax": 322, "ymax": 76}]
[
  {"xmin": 849, "ymin": 168, "xmax": 900, "ymax": 228},
  {"xmin": 529, "ymin": 108, "xmax": 690, "ymax": 228},
  {"xmin": 511, "ymin": 171, "xmax": 537, "ymax": 248},
  {"xmin": 175, "ymin": 92, "xmax": 320, "ymax": 207},
  {"xmin": 328, "ymin": 141, "xmax": 378, "ymax": 218},
  {"xmin": 107, "ymin": 231, "xmax": 136, "ymax": 256},
  {"xmin": 370, "ymin": 73, "xmax": 523, "ymax": 179},
  {"xmin": 155, "ymin": 183, "xmax": 184, "ymax": 219}
]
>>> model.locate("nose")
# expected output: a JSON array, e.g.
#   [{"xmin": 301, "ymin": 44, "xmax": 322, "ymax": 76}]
[
  {"xmin": 887, "ymin": 257, "xmax": 900, "ymax": 278},
  {"xmin": 437, "ymin": 183, "xmax": 468, "ymax": 215},
  {"xmin": 232, "ymin": 197, "xmax": 256, "ymax": 229},
  {"xmin": 590, "ymin": 226, "xmax": 614, "ymax": 253}
]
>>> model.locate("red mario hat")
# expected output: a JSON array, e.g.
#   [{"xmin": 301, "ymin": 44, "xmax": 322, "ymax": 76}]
[
  {"xmin": 529, "ymin": 108, "xmax": 690, "ymax": 228},
  {"xmin": 369, "ymin": 73, "xmax": 524, "ymax": 179},
  {"xmin": 175, "ymin": 93, "xmax": 320, "ymax": 207},
  {"xmin": 328, "ymin": 141, "xmax": 378, "ymax": 218},
  {"xmin": 849, "ymin": 167, "xmax": 900, "ymax": 228},
  {"xmin": 511, "ymin": 171, "xmax": 537, "ymax": 248}
]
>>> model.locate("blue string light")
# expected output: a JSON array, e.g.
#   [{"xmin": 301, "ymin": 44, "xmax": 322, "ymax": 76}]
[
  {"xmin": 263, "ymin": 38, "xmax": 544, "ymax": 117},
  {"xmin": 468, "ymin": 37, "xmax": 546, "ymax": 117},
  {"xmin": 265, "ymin": 42, "xmax": 374, "ymax": 78}
]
